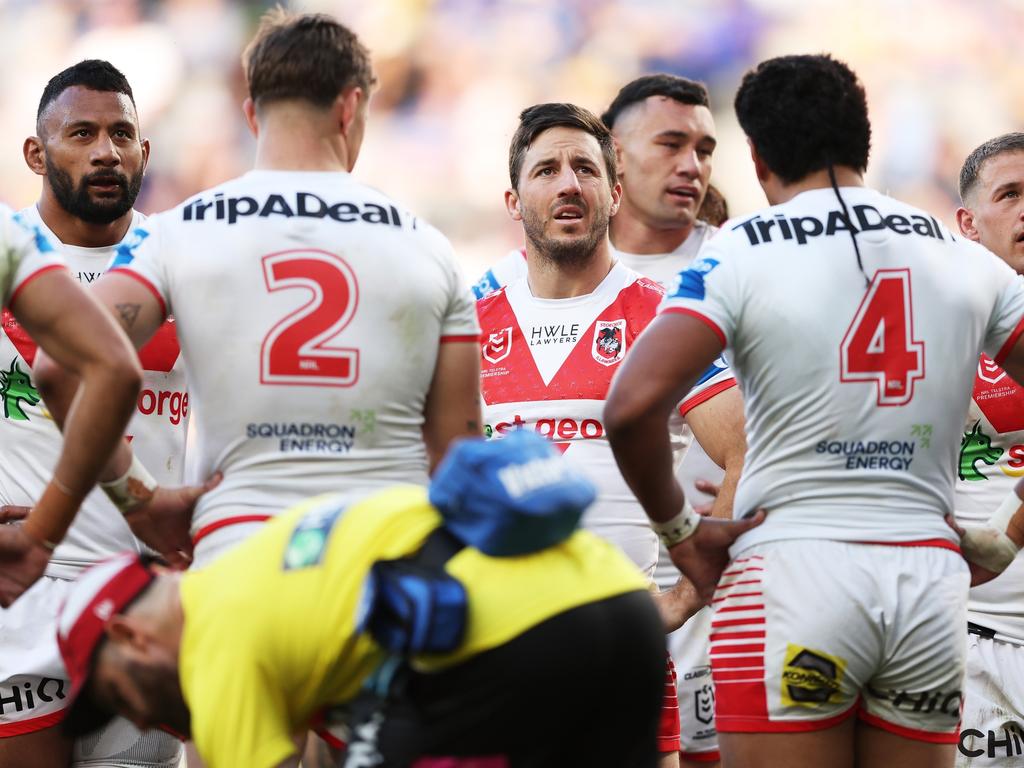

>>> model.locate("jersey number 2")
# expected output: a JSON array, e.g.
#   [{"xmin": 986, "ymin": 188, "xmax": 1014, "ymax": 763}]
[
  {"xmin": 839, "ymin": 269, "xmax": 924, "ymax": 406},
  {"xmin": 260, "ymin": 250, "xmax": 359, "ymax": 386}
]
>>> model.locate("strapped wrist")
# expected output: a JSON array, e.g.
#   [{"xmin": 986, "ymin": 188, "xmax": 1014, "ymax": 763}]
[
  {"xmin": 100, "ymin": 454, "xmax": 157, "ymax": 515},
  {"xmin": 651, "ymin": 501, "xmax": 701, "ymax": 548}
]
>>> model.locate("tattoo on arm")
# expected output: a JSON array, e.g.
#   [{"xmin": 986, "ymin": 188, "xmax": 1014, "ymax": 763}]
[{"xmin": 115, "ymin": 303, "xmax": 141, "ymax": 330}]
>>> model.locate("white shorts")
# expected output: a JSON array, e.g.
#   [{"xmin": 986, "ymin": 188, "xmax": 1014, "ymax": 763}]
[
  {"xmin": 957, "ymin": 631, "xmax": 1024, "ymax": 765},
  {"xmin": 711, "ymin": 540, "xmax": 968, "ymax": 741},
  {"xmin": 0, "ymin": 576, "xmax": 71, "ymax": 735},
  {"xmin": 668, "ymin": 607, "xmax": 720, "ymax": 761}
]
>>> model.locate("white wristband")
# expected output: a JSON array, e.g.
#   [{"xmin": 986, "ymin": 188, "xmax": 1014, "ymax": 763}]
[
  {"xmin": 100, "ymin": 453, "xmax": 157, "ymax": 515},
  {"xmin": 651, "ymin": 502, "xmax": 701, "ymax": 549},
  {"xmin": 960, "ymin": 490, "xmax": 1023, "ymax": 574}
]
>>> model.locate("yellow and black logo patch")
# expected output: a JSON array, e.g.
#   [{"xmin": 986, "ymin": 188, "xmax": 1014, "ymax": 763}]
[{"xmin": 781, "ymin": 644, "xmax": 847, "ymax": 708}]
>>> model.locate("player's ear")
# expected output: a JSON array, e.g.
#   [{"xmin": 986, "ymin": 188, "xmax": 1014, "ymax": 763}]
[
  {"xmin": 612, "ymin": 135, "xmax": 625, "ymax": 177},
  {"xmin": 106, "ymin": 614, "xmax": 147, "ymax": 651},
  {"xmin": 337, "ymin": 86, "xmax": 363, "ymax": 138},
  {"xmin": 140, "ymin": 137, "xmax": 151, "ymax": 174},
  {"xmin": 609, "ymin": 180, "xmax": 622, "ymax": 216},
  {"xmin": 505, "ymin": 188, "xmax": 523, "ymax": 222},
  {"xmin": 23, "ymin": 136, "xmax": 45, "ymax": 177},
  {"xmin": 956, "ymin": 207, "xmax": 980, "ymax": 242},
  {"xmin": 748, "ymin": 138, "xmax": 770, "ymax": 183},
  {"xmin": 242, "ymin": 98, "xmax": 259, "ymax": 139}
]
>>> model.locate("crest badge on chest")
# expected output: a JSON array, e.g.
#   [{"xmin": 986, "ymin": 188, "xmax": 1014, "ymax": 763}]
[{"xmin": 592, "ymin": 319, "xmax": 626, "ymax": 366}]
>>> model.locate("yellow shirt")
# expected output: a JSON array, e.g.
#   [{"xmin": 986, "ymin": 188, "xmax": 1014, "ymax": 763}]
[{"xmin": 179, "ymin": 485, "xmax": 647, "ymax": 768}]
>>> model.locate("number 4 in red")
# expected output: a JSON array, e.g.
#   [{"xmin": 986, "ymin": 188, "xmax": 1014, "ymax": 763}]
[{"xmin": 840, "ymin": 269, "xmax": 924, "ymax": 406}]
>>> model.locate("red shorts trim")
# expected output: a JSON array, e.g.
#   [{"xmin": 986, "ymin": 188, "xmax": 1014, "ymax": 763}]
[
  {"xmin": 108, "ymin": 267, "xmax": 168, "ymax": 319},
  {"xmin": 440, "ymin": 334, "xmax": 482, "ymax": 343},
  {"xmin": 857, "ymin": 710, "xmax": 959, "ymax": 744},
  {"xmin": 313, "ymin": 727, "xmax": 346, "ymax": 751},
  {"xmin": 855, "ymin": 538, "xmax": 961, "ymax": 554},
  {"xmin": 7, "ymin": 264, "xmax": 68, "ymax": 310},
  {"xmin": 659, "ymin": 654, "xmax": 682, "ymax": 753},
  {"xmin": 661, "ymin": 307, "xmax": 727, "ymax": 347},
  {"xmin": 0, "ymin": 708, "xmax": 65, "ymax": 738},
  {"xmin": 715, "ymin": 703, "xmax": 857, "ymax": 734},
  {"xmin": 192, "ymin": 515, "xmax": 272, "ymax": 547},
  {"xmin": 680, "ymin": 748, "xmax": 721, "ymax": 762},
  {"xmin": 678, "ymin": 377, "xmax": 737, "ymax": 416},
  {"xmin": 995, "ymin": 315, "xmax": 1024, "ymax": 366}
]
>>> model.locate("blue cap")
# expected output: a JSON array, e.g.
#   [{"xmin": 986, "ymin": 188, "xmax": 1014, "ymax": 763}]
[{"xmin": 428, "ymin": 431, "xmax": 596, "ymax": 557}]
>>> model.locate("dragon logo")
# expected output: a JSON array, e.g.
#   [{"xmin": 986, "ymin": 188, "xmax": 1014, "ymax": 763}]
[
  {"xmin": 0, "ymin": 360, "xmax": 40, "ymax": 421},
  {"xmin": 592, "ymin": 319, "xmax": 626, "ymax": 366},
  {"xmin": 958, "ymin": 421, "xmax": 1003, "ymax": 481}
]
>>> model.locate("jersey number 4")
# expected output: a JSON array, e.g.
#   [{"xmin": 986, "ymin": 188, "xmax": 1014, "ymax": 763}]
[
  {"xmin": 839, "ymin": 269, "xmax": 924, "ymax": 406},
  {"xmin": 260, "ymin": 249, "xmax": 359, "ymax": 387}
]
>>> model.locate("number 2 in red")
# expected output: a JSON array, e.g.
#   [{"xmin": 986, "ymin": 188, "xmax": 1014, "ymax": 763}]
[
  {"xmin": 260, "ymin": 249, "xmax": 359, "ymax": 387},
  {"xmin": 840, "ymin": 269, "xmax": 924, "ymax": 406}
]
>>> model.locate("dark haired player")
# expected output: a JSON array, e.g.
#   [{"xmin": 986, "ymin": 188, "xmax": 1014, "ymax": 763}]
[
  {"xmin": 0, "ymin": 59, "xmax": 194, "ymax": 768},
  {"xmin": 477, "ymin": 101, "xmax": 752, "ymax": 768},
  {"xmin": 606, "ymin": 54, "xmax": 1024, "ymax": 768},
  {"xmin": 36, "ymin": 10, "xmax": 481, "ymax": 572}
]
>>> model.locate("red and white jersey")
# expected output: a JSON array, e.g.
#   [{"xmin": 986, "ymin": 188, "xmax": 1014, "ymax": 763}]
[
  {"xmin": 472, "ymin": 222, "xmax": 715, "ymax": 299},
  {"xmin": 663, "ymin": 187, "xmax": 1024, "ymax": 553},
  {"xmin": 0, "ymin": 206, "xmax": 188, "ymax": 578},
  {"xmin": 955, "ymin": 356, "xmax": 1024, "ymax": 641},
  {"xmin": 478, "ymin": 262, "xmax": 734, "ymax": 576},
  {"xmin": 109, "ymin": 170, "xmax": 479, "ymax": 539}
]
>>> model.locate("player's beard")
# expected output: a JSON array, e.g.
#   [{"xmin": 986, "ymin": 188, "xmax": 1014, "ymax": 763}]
[
  {"xmin": 522, "ymin": 197, "xmax": 611, "ymax": 270},
  {"xmin": 45, "ymin": 157, "xmax": 142, "ymax": 225}
]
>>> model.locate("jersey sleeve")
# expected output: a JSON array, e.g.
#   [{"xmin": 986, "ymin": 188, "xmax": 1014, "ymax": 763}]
[
  {"xmin": 678, "ymin": 356, "xmax": 738, "ymax": 416},
  {"xmin": 658, "ymin": 237, "xmax": 741, "ymax": 348},
  {"xmin": 986, "ymin": 256, "xmax": 1024, "ymax": 365},
  {"xmin": 106, "ymin": 216, "xmax": 172, "ymax": 318},
  {"xmin": 438, "ymin": 240, "xmax": 481, "ymax": 343},
  {"xmin": 3, "ymin": 208, "xmax": 66, "ymax": 308}
]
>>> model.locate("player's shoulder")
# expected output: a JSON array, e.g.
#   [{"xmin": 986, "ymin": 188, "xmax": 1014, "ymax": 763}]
[{"xmin": 613, "ymin": 265, "xmax": 665, "ymax": 328}]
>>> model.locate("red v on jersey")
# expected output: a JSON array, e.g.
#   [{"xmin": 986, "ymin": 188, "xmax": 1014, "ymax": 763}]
[{"xmin": 477, "ymin": 265, "xmax": 663, "ymax": 405}]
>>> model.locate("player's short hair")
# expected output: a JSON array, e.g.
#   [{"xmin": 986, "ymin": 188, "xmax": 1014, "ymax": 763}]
[
  {"xmin": 601, "ymin": 74, "xmax": 710, "ymax": 129},
  {"xmin": 243, "ymin": 8, "xmax": 376, "ymax": 110},
  {"xmin": 959, "ymin": 133, "xmax": 1024, "ymax": 204},
  {"xmin": 508, "ymin": 103, "xmax": 617, "ymax": 190},
  {"xmin": 734, "ymin": 54, "xmax": 871, "ymax": 185},
  {"xmin": 36, "ymin": 60, "xmax": 135, "ymax": 131}
]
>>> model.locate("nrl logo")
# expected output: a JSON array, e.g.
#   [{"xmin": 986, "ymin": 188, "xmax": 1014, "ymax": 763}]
[
  {"xmin": 483, "ymin": 327, "xmax": 513, "ymax": 364},
  {"xmin": 592, "ymin": 320, "xmax": 625, "ymax": 366},
  {"xmin": 977, "ymin": 355, "xmax": 1006, "ymax": 385}
]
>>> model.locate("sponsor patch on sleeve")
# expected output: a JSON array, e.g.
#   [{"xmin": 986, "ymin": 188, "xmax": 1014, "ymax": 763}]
[
  {"xmin": 283, "ymin": 499, "xmax": 347, "ymax": 570},
  {"xmin": 668, "ymin": 257, "xmax": 720, "ymax": 301}
]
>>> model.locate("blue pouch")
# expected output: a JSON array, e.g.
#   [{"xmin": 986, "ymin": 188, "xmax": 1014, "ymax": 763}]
[{"xmin": 428, "ymin": 430, "xmax": 596, "ymax": 557}]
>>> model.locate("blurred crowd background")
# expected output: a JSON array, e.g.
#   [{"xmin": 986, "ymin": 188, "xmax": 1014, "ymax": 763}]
[{"xmin": 1, "ymin": 0, "xmax": 1022, "ymax": 275}]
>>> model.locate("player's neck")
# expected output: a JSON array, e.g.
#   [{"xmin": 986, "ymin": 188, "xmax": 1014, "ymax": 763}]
[
  {"xmin": 766, "ymin": 166, "xmax": 865, "ymax": 205},
  {"xmin": 253, "ymin": 110, "xmax": 352, "ymax": 173},
  {"xmin": 609, "ymin": 209, "xmax": 691, "ymax": 256},
  {"xmin": 525, "ymin": 241, "xmax": 616, "ymax": 299},
  {"xmin": 34, "ymin": 193, "xmax": 132, "ymax": 248},
  {"xmin": 143, "ymin": 575, "xmax": 185, "ymax": 656}
]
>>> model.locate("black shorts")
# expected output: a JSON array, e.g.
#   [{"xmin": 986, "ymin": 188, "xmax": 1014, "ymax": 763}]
[{"xmin": 374, "ymin": 589, "xmax": 666, "ymax": 768}]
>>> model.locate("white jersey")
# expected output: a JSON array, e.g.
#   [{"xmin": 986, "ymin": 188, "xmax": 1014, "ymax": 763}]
[
  {"xmin": 662, "ymin": 187, "xmax": 1024, "ymax": 552},
  {"xmin": 477, "ymin": 262, "xmax": 735, "ymax": 576},
  {"xmin": 472, "ymin": 221, "xmax": 716, "ymax": 299},
  {"xmin": 0, "ymin": 206, "xmax": 188, "ymax": 578},
  {"xmin": 110, "ymin": 170, "xmax": 479, "ymax": 539},
  {"xmin": 955, "ymin": 356, "xmax": 1024, "ymax": 641}
]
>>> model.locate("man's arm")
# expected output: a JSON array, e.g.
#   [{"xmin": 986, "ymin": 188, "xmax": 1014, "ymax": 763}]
[
  {"xmin": 606, "ymin": 312, "xmax": 725, "ymax": 523},
  {"xmin": 422, "ymin": 340, "xmax": 483, "ymax": 472},
  {"xmin": 0, "ymin": 270, "xmax": 142, "ymax": 605},
  {"xmin": 683, "ymin": 384, "xmax": 746, "ymax": 520},
  {"xmin": 606, "ymin": 312, "xmax": 762, "ymax": 601},
  {"xmin": 34, "ymin": 272, "xmax": 216, "ymax": 567}
]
